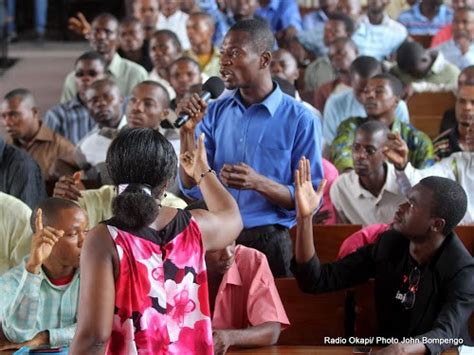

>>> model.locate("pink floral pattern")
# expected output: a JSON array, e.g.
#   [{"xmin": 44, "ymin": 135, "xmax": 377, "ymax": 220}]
[{"xmin": 105, "ymin": 213, "xmax": 213, "ymax": 354}]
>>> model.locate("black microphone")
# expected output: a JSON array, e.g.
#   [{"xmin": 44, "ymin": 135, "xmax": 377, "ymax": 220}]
[{"xmin": 174, "ymin": 76, "xmax": 225, "ymax": 128}]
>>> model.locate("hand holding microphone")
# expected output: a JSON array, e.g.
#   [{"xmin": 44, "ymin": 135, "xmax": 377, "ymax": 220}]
[{"xmin": 174, "ymin": 76, "xmax": 225, "ymax": 129}]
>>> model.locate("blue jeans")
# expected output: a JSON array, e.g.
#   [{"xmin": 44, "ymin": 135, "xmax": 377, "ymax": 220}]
[{"xmin": 7, "ymin": 0, "xmax": 48, "ymax": 34}]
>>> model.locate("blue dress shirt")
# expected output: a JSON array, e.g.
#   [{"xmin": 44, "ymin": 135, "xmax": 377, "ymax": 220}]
[
  {"xmin": 323, "ymin": 90, "xmax": 410, "ymax": 144},
  {"xmin": 398, "ymin": 3, "xmax": 453, "ymax": 36},
  {"xmin": 180, "ymin": 84, "xmax": 324, "ymax": 229},
  {"xmin": 255, "ymin": 0, "xmax": 303, "ymax": 33}
]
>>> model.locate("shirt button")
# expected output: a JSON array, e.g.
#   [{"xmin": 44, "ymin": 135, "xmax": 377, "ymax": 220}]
[{"xmin": 240, "ymin": 139, "xmax": 243, "ymax": 142}]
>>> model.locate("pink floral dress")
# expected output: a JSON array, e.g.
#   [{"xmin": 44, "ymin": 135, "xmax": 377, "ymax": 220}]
[{"xmin": 104, "ymin": 210, "xmax": 213, "ymax": 354}]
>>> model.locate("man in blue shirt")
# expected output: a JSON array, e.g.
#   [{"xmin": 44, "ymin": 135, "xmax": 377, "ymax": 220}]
[
  {"xmin": 398, "ymin": 0, "xmax": 453, "ymax": 35},
  {"xmin": 255, "ymin": 0, "xmax": 303, "ymax": 43},
  {"xmin": 179, "ymin": 19, "xmax": 323, "ymax": 277}
]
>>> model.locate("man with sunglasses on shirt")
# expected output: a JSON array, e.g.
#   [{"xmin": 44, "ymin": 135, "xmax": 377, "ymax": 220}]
[
  {"xmin": 43, "ymin": 51, "xmax": 106, "ymax": 145},
  {"xmin": 292, "ymin": 157, "xmax": 473, "ymax": 354}
]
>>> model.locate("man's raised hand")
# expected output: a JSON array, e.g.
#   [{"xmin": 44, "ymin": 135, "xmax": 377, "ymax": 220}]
[
  {"xmin": 294, "ymin": 157, "xmax": 326, "ymax": 220},
  {"xmin": 26, "ymin": 209, "xmax": 64, "ymax": 275}
]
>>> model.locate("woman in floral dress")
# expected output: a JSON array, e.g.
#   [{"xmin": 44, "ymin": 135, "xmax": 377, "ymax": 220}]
[{"xmin": 71, "ymin": 128, "xmax": 243, "ymax": 354}]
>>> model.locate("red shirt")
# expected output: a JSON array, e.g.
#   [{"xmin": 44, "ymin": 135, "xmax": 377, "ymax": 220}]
[
  {"xmin": 212, "ymin": 245, "xmax": 290, "ymax": 330},
  {"xmin": 431, "ymin": 25, "xmax": 452, "ymax": 47},
  {"xmin": 337, "ymin": 224, "xmax": 390, "ymax": 259}
]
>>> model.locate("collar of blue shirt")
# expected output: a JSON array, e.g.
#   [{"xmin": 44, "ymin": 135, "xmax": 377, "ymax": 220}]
[{"xmin": 229, "ymin": 82, "xmax": 283, "ymax": 117}]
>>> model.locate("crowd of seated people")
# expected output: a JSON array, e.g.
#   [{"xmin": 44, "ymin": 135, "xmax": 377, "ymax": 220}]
[{"xmin": 0, "ymin": 0, "xmax": 473, "ymax": 354}]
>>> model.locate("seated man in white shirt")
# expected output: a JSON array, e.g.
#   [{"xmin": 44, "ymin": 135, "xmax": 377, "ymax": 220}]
[
  {"xmin": 330, "ymin": 120, "xmax": 406, "ymax": 225},
  {"xmin": 0, "ymin": 198, "xmax": 87, "ymax": 351},
  {"xmin": 156, "ymin": 0, "xmax": 191, "ymax": 50},
  {"xmin": 384, "ymin": 128, "xmax": 474, "ymax": 224},
  {"xmin": 76, "ymin": 78, "xmax": 126, "ymax": 184},
  {"xmin": 436, "ymin": 7, "xmax": 474, "ymax": 70}
]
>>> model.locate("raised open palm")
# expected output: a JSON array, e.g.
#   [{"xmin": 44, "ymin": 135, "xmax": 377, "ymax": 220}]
[{"xmin": 294, "ymin": 157, "xmax": 326, "ymax": 219}]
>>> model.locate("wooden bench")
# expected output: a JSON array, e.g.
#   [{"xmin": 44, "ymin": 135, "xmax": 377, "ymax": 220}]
[
  {"xmin": 407, "ymin": 92, "xmax": 455, "ymax": 139},
  {"xmin": 411, "ymin": 35, "xmax": 434, "ymax": 49},
  {"xmin": 455, "ymin": 225, "xmax": 474, "ymax": 255},
  {"xmin": 275, "ymin": 278, "xmax": 347, "ymax": 345},
  {"xmin": 290, "ymin": 224, "xmax": 362, "ymax": 263}
]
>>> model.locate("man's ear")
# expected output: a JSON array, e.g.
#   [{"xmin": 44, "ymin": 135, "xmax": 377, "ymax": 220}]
[
  {"xmin": 32, "ymin": 107, "xmax": 39, "ymax": 119},
  {"xmin": 431, "ymin": 217, "xmax": 446, "ymax": 234},
  {"xmin": 260, "ymin": 51, "xmax": 272, "ymax": 69}
]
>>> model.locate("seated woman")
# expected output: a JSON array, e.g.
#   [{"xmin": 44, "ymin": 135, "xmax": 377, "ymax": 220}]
[{"xmin": 70, "ymin": 129, "xmax": 243, "ymax": 354}]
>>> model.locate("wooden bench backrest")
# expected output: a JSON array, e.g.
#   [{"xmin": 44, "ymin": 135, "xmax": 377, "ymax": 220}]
[
  {"xmin": 455, "ymin": 226, "xmax": 474, "ymax": 255},
  {"xmin": 275, "ymin": 278, "xmax": 347, "ymax": 345},
  {"xmin": 407, "ymin": 92, "xmax": 455, "ymax": 139},
  {"xmin": 411, "ymin": 35, "xmax": 433, "ymax": 49},
  {"xmin": 290, "ymin": 224, "xmax": 362, "ymax": 263}
]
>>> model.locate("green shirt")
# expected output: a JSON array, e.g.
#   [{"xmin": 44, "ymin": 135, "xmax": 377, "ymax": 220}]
[
  {"xmin": 330, "ymin": 117, "xmax": 434, "ymax": 172},
  {"xmin": 60, "ymin": 53, "xmax": 148, "ymax": 103}
]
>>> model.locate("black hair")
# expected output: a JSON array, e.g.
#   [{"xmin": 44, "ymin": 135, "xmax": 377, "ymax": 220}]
[
  {"xmin": 371, "ymin": 73, "xmax": 404, "ymax": 98},
  {"xmin": 459, "ymin": 65, "xmax": 474, "ymax": 85},
  {"xmin": 356, "ymin": 120, "xmax": 389, "ymax": 137},
  {"xmin": 327, "ymin": 12, "xmax": 355, "ymax": 36},
  {"xmin": 119, "ymin": 16, "xmax": 142, "ymax": 27},
  {"xmin": 30, "ymin": 197, "xmax": 82, "ymax": 232},
  {"xmin": 329, "ymin": 37, "xmax": 358, "ymax": 52},
  {"xmin": 92, "ymin": 12, "xmax": 119, "ymax": 28},
  {"xmin": 189, "ymin": 11, "xmax": 215, "ymax": 29},
  {"xmin": 228, "ymin": 18, "xmax": 275, "ymax": 52},
  {"xmin": 169, "ymin": 56, "xmax": 201, "ymax": 73},
  {"xmin": 350, "ymin": 56, "xmax": 382, "ymax": 78},
  {"xmin": 74, "ymin": 50, "xmax": 106, "ymax": 67},
  {"xmin": 135, "ymin": 80, "xmax": 171, "ymax": 107},
  {"xmin": 86, "ymin": 78, "xmax": 119, "ymax": 94},
  {"xmin": 151, "ymin": 29, "xmax": 182, "ymax": 52},
  {"xmin": 106, "ymin": 128, "xmax": 178, "ymax": 229},
  {"xmin": 396, "ymin": 41, "xmax": 425, "ymax": 72},
  {"xmin": 418, "ymin": 176, "xmax": 468, "ymax": 235},
  {"xmin": 3, "ymin": 88, "xmax": 36, "ymax": 108}
]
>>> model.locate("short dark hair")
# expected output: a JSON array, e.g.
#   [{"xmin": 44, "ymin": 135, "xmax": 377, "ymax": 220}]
[
  {"xmin": 371, "ymin": 73, "xmax": 404, "ymax": 98},
  {"xmin": 106, "ymin": 128, "xmax": 178, "ymax": 229},
  {"xmin": 169, "ymin": 56, "xmax": 201, "ymax": 73},
  {"xmin": 350, "ymin": 56, "xmax": 382, "ymax": 78},
  {"xmin": 396, "ymin": 41, "xmax": 425, "ymax": 72},
  {"xmin": 74, "ymin": 51, "xmax": 106, "ymax": 67},
  {"xmin": 119, "ymin": 16, "xmax": 142, "ymax": 27},
  {"xmin": 87, "ymin": 78, "xmax": 119, "ymax": 92},
  {"xmin": 3, "ymin": 88, "xmax": 34, "ymax": 102},
  {"xmin": 327, "ymin": 12, "xmax": 355, "ymax": 36},
  {"xmin": 30, "ymin": 197, "xmax": 82, "ymax": 232},
  {"xmin": 228, "ymin": 18, "xmax": 275, "ymax": 52},
  {"xmin": 459, "ymin": 65, "xmax": 474, "ymax": 86},
  {"xmin": 356, "ymin": 120, "xmax": 389, "ymax": 137},
  {"xmin": 189, "ymin": 11, "xmax": 215, "ymax": 29},
  {"xmin": 418, "ymin": 176, "xmax": 468, "ymax": 235},
  {"xmin": 329, "ymin": 37, "xmax": 358, "ymax": 52},
  {"xmin": 151, "ymin": 29, "xmax": 182, "ymax": 52},
  {"xmin": 92, "ymin": 12, "xmax": 119, "ymax": 28},
  {"xmin": 135, "ymin": 80, "xmax": 171, "ymax": 107}
]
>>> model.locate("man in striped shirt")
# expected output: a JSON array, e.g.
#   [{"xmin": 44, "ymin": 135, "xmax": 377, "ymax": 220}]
[{"xmin": 43, "ymin": 51, "xmax": 106, "ymax": 145}]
